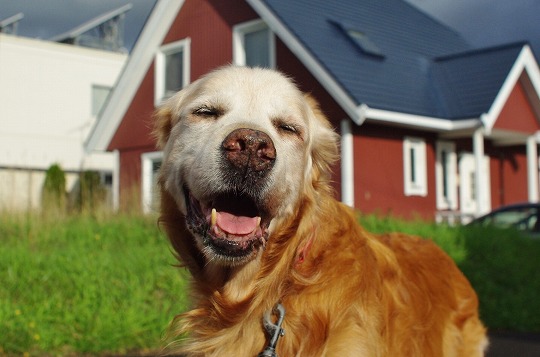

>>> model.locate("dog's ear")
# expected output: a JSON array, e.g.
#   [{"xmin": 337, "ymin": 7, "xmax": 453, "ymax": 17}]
[
  {"xmin": 304, "ymin": 94, "xmax": 340, "ymax": 182},
  {"xmin": 153, "ymin": 104, "xmax": 174, "ymax": 149},
  {"xmin": 152, "ymin": 87, "xmax": 190, "ymax": 149}
]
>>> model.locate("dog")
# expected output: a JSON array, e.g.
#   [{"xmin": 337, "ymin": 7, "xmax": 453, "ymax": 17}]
[{"xmin": 154, "ymin": 66, "xmax": 488, "ymax": 356}]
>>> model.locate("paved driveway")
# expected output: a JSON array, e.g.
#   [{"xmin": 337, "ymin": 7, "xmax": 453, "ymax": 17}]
[{"xmin": 487, "ymin": 332, "xmax": 540, "ymax": 357}]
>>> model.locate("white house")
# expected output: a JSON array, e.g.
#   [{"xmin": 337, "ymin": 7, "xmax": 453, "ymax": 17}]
[{"xmin": 0, "ymin": 33, "xmax": 127, "ymax": 211}]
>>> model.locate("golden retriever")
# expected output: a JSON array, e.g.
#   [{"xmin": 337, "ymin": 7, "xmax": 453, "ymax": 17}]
[{"xmin": 154, "ymin": 66, "xmax": 488, "ymax": 356}]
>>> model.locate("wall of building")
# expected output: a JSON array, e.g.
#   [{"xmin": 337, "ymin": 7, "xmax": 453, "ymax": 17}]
[
  {"xmin": 0, "ymin": 34, "xmax": 126, "ymax": 210},
  {"xmin": 489, "ymin": 146, "xmax": 529, "ymax": 207}
]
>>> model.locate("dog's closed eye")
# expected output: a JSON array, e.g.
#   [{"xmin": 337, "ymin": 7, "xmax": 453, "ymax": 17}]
[
  {"xmin": 193, "ymin": 105, "xmax": 224, "ymax": 118},
  {"xmin": 278, "ymin": 123, "xmax": 297, "ymax": 133},
  {"xmin": 273, "ymin": 118, "xmax": 302, "ymax": 137}
]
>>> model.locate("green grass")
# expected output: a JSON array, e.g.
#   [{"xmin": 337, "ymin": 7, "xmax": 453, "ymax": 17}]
[
  {"xmin": 0, "ymin": 213, "xmax": 189, "ymax": 356},
  {"xmin": 2, "ymin": 212, "xmax": 539, "ymax": 356}
]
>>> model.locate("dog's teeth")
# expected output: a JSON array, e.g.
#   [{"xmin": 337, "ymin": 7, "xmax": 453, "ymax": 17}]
[
  {"xmin": 211, "ymin": 208, "xmax": 217, "ymax": 226},
  {"xmin": 256, "ymin": 216, "xmax": 261, "ymax": 227}
]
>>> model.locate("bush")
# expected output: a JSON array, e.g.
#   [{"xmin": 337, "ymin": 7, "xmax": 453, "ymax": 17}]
[
  {"xmin": 41, "ymin": 164, "xmax": 66, "ymax": 212},
  {"xmin": 458, "ymin": 226, "xmax": 540, "ymax": 332},
  {"xmin": 77, "ymin": 170, "xmax": 107, "ymax": 213}
]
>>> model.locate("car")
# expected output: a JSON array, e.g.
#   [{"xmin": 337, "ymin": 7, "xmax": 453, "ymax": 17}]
[{"xmin": 467, "ymin": 203, "xmax": 540, "ymax": 236}]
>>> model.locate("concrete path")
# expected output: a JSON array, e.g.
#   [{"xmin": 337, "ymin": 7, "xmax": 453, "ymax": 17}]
[{"xmin": 487, "ymin": 332, "xmax": 540, "ymax": 357}]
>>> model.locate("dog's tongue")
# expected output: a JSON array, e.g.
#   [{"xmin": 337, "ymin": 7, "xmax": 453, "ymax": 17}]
[{"xmin": 216, "ymin": 211, "xmax": 259, "ymax": 235}]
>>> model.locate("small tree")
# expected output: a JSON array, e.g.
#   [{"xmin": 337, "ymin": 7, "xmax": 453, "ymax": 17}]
[
  {"xmin": 78, "ymin": 170, "xmax": 106, "ymax": 213},
  {"xmin": 42, "ymin": 164, "xmax": 66, "ymax": 212}
]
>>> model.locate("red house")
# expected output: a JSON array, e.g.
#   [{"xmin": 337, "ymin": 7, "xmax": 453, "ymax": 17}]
[{"xmin": 86, "ymin": 0, "xmax": 540, "ymax": 222}]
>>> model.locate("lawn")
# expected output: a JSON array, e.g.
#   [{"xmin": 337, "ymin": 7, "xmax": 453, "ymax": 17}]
[
  {"xmin": 1, "ymin": 211, "xmax": 539, "ymax": 356},
  {"xmin": 0, "ymin": 213, "xmax": 188, "ymax": 356}
]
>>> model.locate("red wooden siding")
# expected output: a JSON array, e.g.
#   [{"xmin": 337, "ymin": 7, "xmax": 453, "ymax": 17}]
[
  {"xmin": 490, "ymin": 146, "xmax": 529, "ymax": 207},
  {"xmin": 163, "ymin": 0, "xmax": 259, "ymax": 80},
  {"xmin": 108, "ymin": 68, "xmax": 156, "ymax": 152},
  {"xmin": 494, "ymin": 79, "xmax": 540, "ymax": 133},
  {"xmin": 353, "ymin": 124, "xmax": 436, "ymax": 219}
]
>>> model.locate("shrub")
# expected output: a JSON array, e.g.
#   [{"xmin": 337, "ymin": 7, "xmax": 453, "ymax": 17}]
[
  {"xmin": 41, "ymin": 164, "xmax": 66, "ymax": 212},
  {"xmin": 77, "ymin": 170, "xmax": 107, "ymax": 213},
  {"xmin": 457, "ymin": 226, "xmax": 540, "ymax": 332}
]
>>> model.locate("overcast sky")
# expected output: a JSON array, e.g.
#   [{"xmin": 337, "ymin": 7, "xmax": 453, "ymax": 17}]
[
  {"xmin": 0, "ymin": 0, "xmax": 156, "ymax": 51},
  {"xmin": 1, "ymin": 0, "xmax": 539, "ymax": 56}
]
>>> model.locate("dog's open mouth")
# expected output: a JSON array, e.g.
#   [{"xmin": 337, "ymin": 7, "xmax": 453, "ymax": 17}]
[{"xmin": 184, "ymin": 187, "xmax": 270, "ymax": 262}]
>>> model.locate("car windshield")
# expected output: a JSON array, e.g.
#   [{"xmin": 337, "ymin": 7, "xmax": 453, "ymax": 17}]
[{"xmin": 481, "ymin": 207, "xmax": 539, "ymax": 231}]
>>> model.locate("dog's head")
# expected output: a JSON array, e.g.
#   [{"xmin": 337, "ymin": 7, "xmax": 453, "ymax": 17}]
[{"xmin": 154, "ymin": 66, "xmax": 338, "ymax": 267}]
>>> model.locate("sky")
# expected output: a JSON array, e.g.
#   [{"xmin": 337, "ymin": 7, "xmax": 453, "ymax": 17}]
[
  {"xmin": 0, "ymin": 0, "xmax": 156, "ymax": 51},
  {"xmin": 406, "ymin": 0, "xmax": 540, "ymax": 56},
  {"xmin": 1, "ymin": 0, "xmax": 539, "ymax": 56}
]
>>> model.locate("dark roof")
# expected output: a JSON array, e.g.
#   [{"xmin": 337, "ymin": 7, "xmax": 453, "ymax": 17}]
[
  {"xmin": 431, "ymin": 43, "xmax": 526, "ymax": 119},
  {"xmin": 262, "ymin": 0, "xmax": 523, "ymax": 119}
]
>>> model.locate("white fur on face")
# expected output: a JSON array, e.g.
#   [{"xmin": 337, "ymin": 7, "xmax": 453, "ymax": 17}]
[
  {"xmin": 158, "ymin": 66, "xmax": 334, "ymax": 264},
  {"xmin": 162, "ymin": 67, "xmax": 316, "ymax": 219}
]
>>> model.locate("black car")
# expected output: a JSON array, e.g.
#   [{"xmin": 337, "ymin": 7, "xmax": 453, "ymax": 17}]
[{"xmin": 467, "ymin": 203, "xmax": 540, "ymax": 236}]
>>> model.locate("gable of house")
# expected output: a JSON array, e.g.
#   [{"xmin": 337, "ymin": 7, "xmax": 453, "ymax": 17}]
[
  {"xmin": 495, "ymin": 79, "xmax": 540, "ymax": 134},
  {"xmin": 86, "ymin": 0, "xmax": 540, "ymax": 219}
]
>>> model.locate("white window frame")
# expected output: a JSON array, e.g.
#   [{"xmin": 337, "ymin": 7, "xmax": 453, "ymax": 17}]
[
  {"xmin": 233, "ymin": 19, "xmax": 275, "ymax": 68},
  {"xmin": 435, "ymin": 141, "xmax": 457, "ymax": 210},
  {"xmin": 91, "ymin": 84, "xmax": 112, "ymax": 117},
  {"xmin": 155, "ymin": 38, "xmax": 191, "ymax": 106},
  {"xmin": 403, "ymin": 136, "xmax": 427, "ymax": 197},
  {"xmin": 141, "ymin": 151, "xmax": 163, "ymax": 214}
]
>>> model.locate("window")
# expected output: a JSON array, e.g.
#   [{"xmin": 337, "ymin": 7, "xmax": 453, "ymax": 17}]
[
  {"xmin": 403, "ymin": 137, "xmax": 427, "ymax": 196},
  {"xmin": 436, "ymin": 141, "xmax": 457, "ymax": 210},
  {"xmin": 345, "ymin": 29, "xmax": 384, "ymax": 57},
  {"xmin": 155, "ymin": 38, "xmax": 191, "ymax": 105},
  {"xmin": 92, "ymin": 85, "xmax": 111, "ymax": 117},
  {"xmin": 233, "ymin": 19, "xmax": 275, "ymax": 68},
  {"xmin": 141, "ymin": 151, "xmax": 163, "ymax": 214},
  {"xmin": 329, "ymin": 19, "xmax": 385, "ymax": 59}
]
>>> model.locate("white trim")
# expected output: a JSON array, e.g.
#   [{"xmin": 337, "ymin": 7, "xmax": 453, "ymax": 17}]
[
  {"xmin": 527, "ymin": 134, "xmax": 539, "ymax": 202},
  {"xmin": 473, "ymin": 128, "xmax": 490, "ymax": 216},
  {"xmin": 403, "ymin": 136, "xmax": 427, "ymax": 197},
  {"xmin": 246, "ymin": 0, "xmax": 362, "ymax": 123},
  {"xmin": 435, "ymin": 141, "xmax": 457, "ymax": 210},
  {"xmin": 85, "ymin": 0, "xmax": 185, "ymax": 152},
  {"xmin": 340, "ymin": 119, "xmax": 354, "ymax": 206},
  {"xmin": 483, "ymin": 45, "xmax": 540, "ymax": 134},
  {"xmin": 360, "ymin": 105, "xmax": 480, "ymax": 132},
  {"xmin": 459, "ymin": 152, "xmax": 491, "ymax": 218},
  {"xmin": 112, "ymin": 149, "xmax": 120, "ymax": 211},
  {"xmin": 154, "ymin": 37, "xmax": 191, "ymax": 106},
  {"xmin": 141, "ymin": 151, "xmax": 163, "ymax": 214},
  {"xmin": 233, "ymin": 19, "xmax": 276, "ymax": 68}
]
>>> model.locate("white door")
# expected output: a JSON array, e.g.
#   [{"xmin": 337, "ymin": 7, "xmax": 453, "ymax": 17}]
[{"xmin": 459, "ymin": 153, "xmax": 491, "ymax": 217}]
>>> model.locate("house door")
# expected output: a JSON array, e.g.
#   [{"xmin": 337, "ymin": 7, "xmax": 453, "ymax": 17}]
[{"xmin": 459, "ymin": 153, "xmax": 491, "ymax": 217}]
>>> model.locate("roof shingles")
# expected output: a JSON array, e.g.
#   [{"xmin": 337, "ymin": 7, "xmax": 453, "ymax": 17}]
[{"xmin": 262, "ymin": 0, "xmax": 523, "ymax": 119}]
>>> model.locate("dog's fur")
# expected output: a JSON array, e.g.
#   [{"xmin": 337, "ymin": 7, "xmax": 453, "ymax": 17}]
[{"xmin": 154, "ymin": 66, "xmax": 487, "ymax": 356}]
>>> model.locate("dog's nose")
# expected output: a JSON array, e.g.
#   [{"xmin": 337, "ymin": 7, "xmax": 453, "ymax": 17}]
[{"xmin": 222, "ymin": 128, "xmax": 276, "ymax": 174}]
